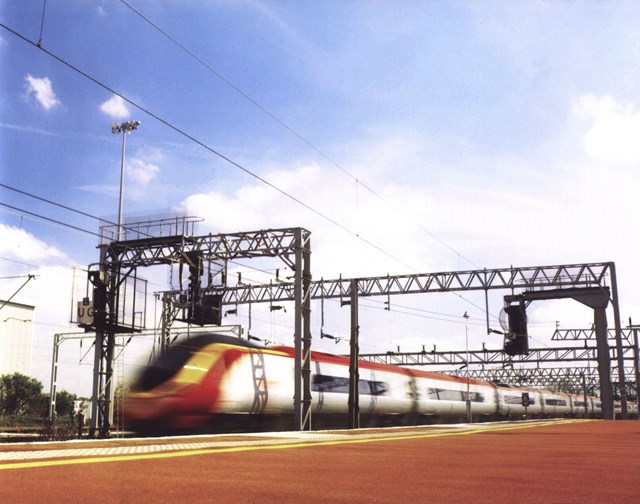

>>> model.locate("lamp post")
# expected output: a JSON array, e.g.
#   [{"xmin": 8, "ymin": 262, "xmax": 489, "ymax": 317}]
[
  {"xmin": 464, "ymin": 311, "xmax": 472, "ymax": 423},
  {"xmin": 110, "ymin": 120, "xmax": 140, "ymax": 241}
]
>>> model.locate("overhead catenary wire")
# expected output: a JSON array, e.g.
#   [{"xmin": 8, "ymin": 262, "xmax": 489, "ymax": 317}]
[
  {"xmin": 0, "ymin": 274, "xmax": 37, "ymax": 311},
  {"xmin": 1, "ymin": 182, "xmax": 290, "ymax": 280},
  {"xmin": 1, "ymin": 19, "xmax": 500, "ymax": 335},
  {"xmin": 358, "ymin": 296, "xmax": 490, "ymax": 324},
  {"xmin": 2, "ymin": 182, "xmax": 178, "ymax": 243},
  {"xmin": 1, "ymin": 182, "xmax": 114, "ymax": 225},
  {"xmin": 118, "ymin": 0, "xmax": 480, "ymax": 270},
  {"xmin": 1, "ymin": 180, "xmax": 498, "ymax": 329},
  {"xmin": 0, "ymin": 201, "xmax": 102, "ymax": 238},
  {"xmin": 0, "ymin": 21, "xmax": 417, "ymax": 273}
]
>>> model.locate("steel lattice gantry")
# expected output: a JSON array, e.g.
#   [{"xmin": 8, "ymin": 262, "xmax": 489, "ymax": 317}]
[
  {"xmin": 358, "ymin": 339, "xmax": 638, "ymax": 397},
  {"xmin": 92, "ymin": 237, "xmax": 627, "ymax": 434},
  {"xmin": 88, "ymin": 227, "xmax": 312, "ymax": 437},
  {"xmin": 209, "ymin": 261, "xmax": 627, "ymax": 420}
]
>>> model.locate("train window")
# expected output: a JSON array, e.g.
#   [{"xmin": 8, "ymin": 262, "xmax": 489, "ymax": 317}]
[
  {"xmin": 504, "ymin": 395, "xmax": 522, "ymax": 405},
  {"xmin": 545, "ymin": 399, "xmax": 568, "ymax": 406},
  {"xmin": 428, "ymin": 388, "xmax": 462, "ymax": 401},
  {"xmin": 462, "ymin": 391, "xmax": 485, "ymax": 403},
  {"xmin": 504, "ymin": 395, "xmax": 536, "ymax": 406},
  {"xmin": 439, "ymin": 389, "xmax": 462, "ymax": 401},
  {"xmin": 313, "ymin": 375, "xmax": 350, "ymax": 393},
  {"xmin": 312, "ymin": 375, "xmax": 388, "ymax": 396},
  {"xmin": 368, "ymin": 381, "xmax": 388, "ymax": 396},
  {"xmin": 426, "ymin": 388, "xmax": 440, "ymax": 400},
  {"xmin": 574, "ymin": 401, "xmax": 587, "ymax": 407}
]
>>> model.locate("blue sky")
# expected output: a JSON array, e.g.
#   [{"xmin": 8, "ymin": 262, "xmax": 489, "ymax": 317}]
[{"xmin": 1, "ymin": 0, "xmax": 640, "ymax": 396}]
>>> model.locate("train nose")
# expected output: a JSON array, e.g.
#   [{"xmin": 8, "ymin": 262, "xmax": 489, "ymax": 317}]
[
  {"xmin": 123, "ymin": 393, "xmax": 164, "ymax": 429},
  {"xmin": 123, "ymin": 389, "xmax": 185, "ymax": 431}
]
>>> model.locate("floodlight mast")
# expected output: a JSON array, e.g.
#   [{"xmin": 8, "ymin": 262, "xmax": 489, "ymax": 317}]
[{"xmin": 110, "ymin": 120, "xmax": 140, "ymax": 241}]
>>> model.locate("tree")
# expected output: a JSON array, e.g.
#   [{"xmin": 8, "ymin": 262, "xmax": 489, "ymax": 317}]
[
  {"xmin": 55, "ymin": 390, "xmax": 78, "ymax": 417},
  {"xmin": 0, "ymin": 373, "xmax": 43, "ymax": 416}
]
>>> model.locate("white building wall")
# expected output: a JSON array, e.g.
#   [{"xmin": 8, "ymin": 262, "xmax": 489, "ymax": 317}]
[{"xmin": 0, "ymin": 301, "xmax": 35, "ymax": 375}]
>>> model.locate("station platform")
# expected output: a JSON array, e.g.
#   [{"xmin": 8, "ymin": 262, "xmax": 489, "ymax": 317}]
[{"xmin": 2, "ymin": 419, "xmax": 638, "ymax": 503}]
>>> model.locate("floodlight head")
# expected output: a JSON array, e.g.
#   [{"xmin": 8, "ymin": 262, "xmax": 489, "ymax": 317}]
[
  {"xmin": 110, "ymin": 123, "xmax": 121, "ymax": 134},
  {"xmin": 121, "ymin": 120, "xmax": 141, "ymax": 133}
]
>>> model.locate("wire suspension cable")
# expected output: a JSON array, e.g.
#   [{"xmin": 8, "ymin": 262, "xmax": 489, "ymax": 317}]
[
  {"xmin": 0, "ymin": 274, "xmax": 36, "ymax": 311},
  {"xmin": 0, "ymin": 22, "xmax": 416, "ymax": 272},
  {"xmin": 1, "ymin": 21, "xmax": 493, "ymax": 324},
  {"xmin": 1, "ymin": 182, "xmax": 281, "ymax": 278},
  {"xmin": 0, "ymin": 201, "xmax": 102, "ymax": 238},
  {"xmin": 1, "ymin": 182, "xmax": 109, "ymax": 223},
  {"xmin": 119, "ymin": 0, "xmax": 478, "ymax": 269},
  {"xmin": 37, "ymin": 0, "xmax": 47, "ymax": 46}
]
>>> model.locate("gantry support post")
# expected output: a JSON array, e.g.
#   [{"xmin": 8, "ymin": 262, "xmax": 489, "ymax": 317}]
[
  {"xmin": 89, "ymin": 245, "xmax": 108, "ymax": 438},
  {"xmin": 348, "ymin": 278, "xmax": 360, "ymax": 429},
  {"xmin": 593, "ymin": 305, "xmax": 614, "ymax": 419},
  {"xmin": 505, "ymin": 286, "xmax": 620, "ymax": 419},
  {"xmin": 293, "ymin": 228, "xmax": 312, "ymax": 431},
  {"xmin": 609, "ymin": 262, "xmax": 628, "ymax": 418},
  {"xmin": 630, "ymin": 318, "xmax": 640, "ymax": 420}
]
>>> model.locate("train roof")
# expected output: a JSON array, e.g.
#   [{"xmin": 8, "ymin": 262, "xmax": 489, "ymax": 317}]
[
  {"xmin": 267, "ymin": 344, "xmax": 493, "ymax": 387},
  {"xmin": 169, "ymin": 333, "xmax": 263, "ymax": 350}
]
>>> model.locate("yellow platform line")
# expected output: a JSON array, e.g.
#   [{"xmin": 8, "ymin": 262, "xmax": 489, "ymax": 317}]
[{"xmin": 0, "ymin": 419, "xmax": 590, "ymax": 471}]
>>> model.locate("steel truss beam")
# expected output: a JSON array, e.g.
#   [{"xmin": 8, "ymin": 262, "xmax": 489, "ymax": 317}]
[
  {"xmin": 216, "ymin": 262, "xmax": 614, "ymax": 303},
  {"xmin": 553, "ymin": 328, "xmax": 632, "ymax": 342},
  {"xmin": 108, "ymin": 228, "xmax": 304, "ymax": 269},
  {"xmin": 442, "ymin": 367, "xmax": 637, "ymax": 395},
  {"xmin": 359, "ymin": 345, "xmax": 635, "ymax": 367}
]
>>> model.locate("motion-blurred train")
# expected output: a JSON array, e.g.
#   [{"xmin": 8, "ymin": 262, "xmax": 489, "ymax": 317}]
[{"xmin": 124, "ymin": 334, "xmax": 638, "ymax": 434}]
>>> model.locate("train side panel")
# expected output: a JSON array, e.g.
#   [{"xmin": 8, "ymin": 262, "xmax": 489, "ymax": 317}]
[
  {"xmin": 416, "ymin": 377, "xmax": 498, "ymax": 420},
  {"xmin": 496, "ymin": 386, "xmax": 543, "ymax": 418}
]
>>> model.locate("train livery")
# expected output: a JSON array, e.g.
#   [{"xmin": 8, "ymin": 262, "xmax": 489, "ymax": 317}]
[{"xmin": 124, "ymin": 334, "xmax": 637, "ymax": 433}]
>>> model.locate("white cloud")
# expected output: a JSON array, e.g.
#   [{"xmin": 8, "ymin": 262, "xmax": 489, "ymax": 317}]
[
  {"xmin": 127, "ymin": 158, "xmax": 160, "ymax": 185},
  {"xmin": 24, "ymin": 74, "xmax": 60, "ymax": 110},
  {"xmin": 99, "ymin": 94, "xmax": 130, "ymax": 119},
  {"xmin": 178, "ymin": 160, "xmax": 447, "ymax": 277},
  {"xmin": 576, "ymin": 94, "xmax": 640, "ymax": 165},
  {"xmin": 0, "ymin": 224, "xmax": 69, "ymax": 265}
]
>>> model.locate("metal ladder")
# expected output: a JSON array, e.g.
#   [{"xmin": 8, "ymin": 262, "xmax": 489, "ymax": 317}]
[{"xmin": 249, "ymin": 350, "xmax": 268, "ymax": 416}]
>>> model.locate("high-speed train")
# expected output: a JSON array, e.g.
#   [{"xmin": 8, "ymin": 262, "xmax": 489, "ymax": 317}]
[{"xmin": 124, "ymin": 334, "xmax": 637, "ymax": 433}]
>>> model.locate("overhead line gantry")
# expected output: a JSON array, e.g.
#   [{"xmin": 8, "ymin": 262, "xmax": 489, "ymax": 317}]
[{"xmin": 81, "ymin": 217, "xmax": 627, "ymax": 435}]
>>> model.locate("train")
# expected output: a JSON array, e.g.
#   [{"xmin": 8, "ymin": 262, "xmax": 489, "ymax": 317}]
[{"xmin": 124, "ymin": 333, "xmax": 638, "ymax": 434}]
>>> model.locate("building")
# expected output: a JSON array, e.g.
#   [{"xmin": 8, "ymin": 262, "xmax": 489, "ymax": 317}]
[{"xmin": 0, "ymin": 300, "xmax": 35, "ymax": 375}]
